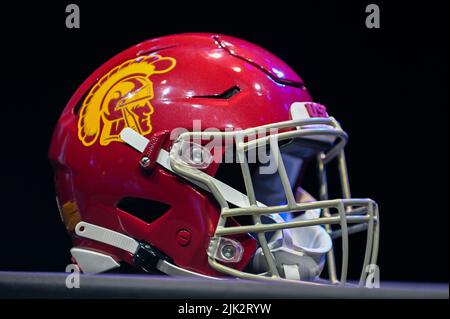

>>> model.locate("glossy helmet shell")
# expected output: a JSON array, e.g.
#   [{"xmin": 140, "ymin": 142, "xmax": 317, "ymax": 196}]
[{"xmin": 49, "ymin": 33, "xmax": 313, "ymax": 276}]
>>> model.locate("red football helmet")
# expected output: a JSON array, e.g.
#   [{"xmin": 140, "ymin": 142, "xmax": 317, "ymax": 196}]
[{"xmin": 49, "ymin": 33, "xmax": 379, "ymax": 285}]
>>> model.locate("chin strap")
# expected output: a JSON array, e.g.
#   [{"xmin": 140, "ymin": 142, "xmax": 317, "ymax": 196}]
[{"xmin": 72, "ymin": 221, "xmax": 219, "ymax": 279}]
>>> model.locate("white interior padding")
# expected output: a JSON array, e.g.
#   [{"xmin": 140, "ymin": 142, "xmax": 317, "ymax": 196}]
[{"xmin": 251, "ymin": 213, "xmax": 332, "ymax": 281}]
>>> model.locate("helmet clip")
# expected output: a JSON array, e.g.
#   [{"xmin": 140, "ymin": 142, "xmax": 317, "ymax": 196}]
[{"xmin": 139, "ymin": 130, "xmax": 170, "ymax": 171}]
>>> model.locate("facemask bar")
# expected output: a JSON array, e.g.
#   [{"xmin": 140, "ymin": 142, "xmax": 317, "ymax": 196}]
[{"xmin": 169, "ymin": 116, "xmax": 379, "ymax": 286}]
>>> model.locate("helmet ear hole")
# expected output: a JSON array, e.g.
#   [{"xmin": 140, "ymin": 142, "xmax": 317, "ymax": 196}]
[{"xmin": 116, "ymin": 197, "xmax": 171, "ymax": 224}]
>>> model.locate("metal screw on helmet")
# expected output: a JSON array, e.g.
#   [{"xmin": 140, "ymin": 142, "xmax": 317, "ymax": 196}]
[
  {"xmin": 140, "ymin": 156, "xmax": 151, "ymax": 168},
  {"xmin": 191, "ymin": 147, "xmax": 203, "ymax": 164},
  {"xmin": 221, "ymin": 244, "xmax": 237, "ymax": 260}
]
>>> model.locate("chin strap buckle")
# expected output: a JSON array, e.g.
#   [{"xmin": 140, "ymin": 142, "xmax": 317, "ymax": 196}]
[{"xmin": 133, "ymin": 241, "xmax": 172, "ymax": 273}]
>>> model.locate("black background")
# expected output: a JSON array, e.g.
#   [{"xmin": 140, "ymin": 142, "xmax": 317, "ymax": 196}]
[{"xmin": 0, "ymin": 0, "xmax": 447, "ymax": 283}]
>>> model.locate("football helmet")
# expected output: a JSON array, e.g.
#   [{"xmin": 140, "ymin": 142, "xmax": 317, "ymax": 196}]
[{"xmin": 49, "ymin": 33, "xmax": 379, "ymax": 285}]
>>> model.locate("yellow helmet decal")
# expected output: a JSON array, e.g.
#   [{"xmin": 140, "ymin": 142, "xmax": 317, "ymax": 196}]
[{"xmin": 78, "ymin": 55, "xmax": 176, "ymax": 146}]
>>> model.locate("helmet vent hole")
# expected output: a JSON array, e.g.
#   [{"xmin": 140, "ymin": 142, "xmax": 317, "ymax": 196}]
[
  {"xmin": 117, "ymin": 197, "xmax": 171, "ymax": 224},
  {"xmin": 193, "ymin": 86, "xmax": 240, "ymax": 99}
]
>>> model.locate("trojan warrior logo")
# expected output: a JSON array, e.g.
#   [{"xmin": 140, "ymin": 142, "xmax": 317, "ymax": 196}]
[{"xmin": 78, "ymin": 55, "xmax": 176, "ymax": 146}]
